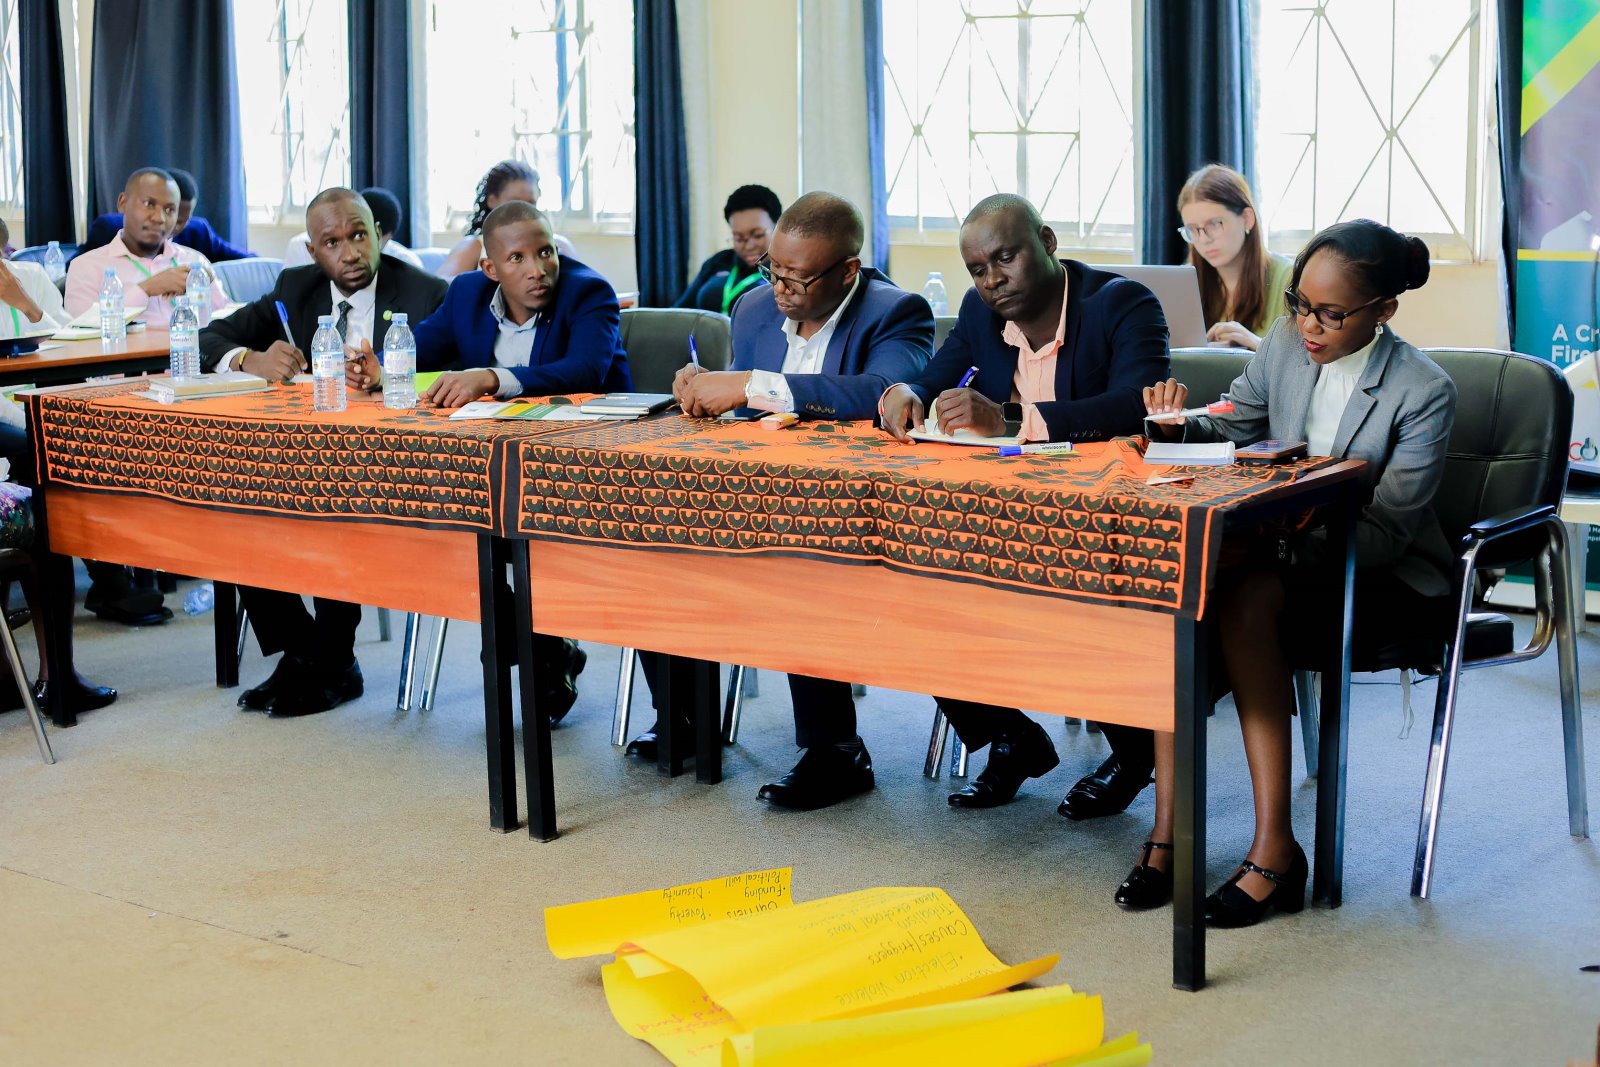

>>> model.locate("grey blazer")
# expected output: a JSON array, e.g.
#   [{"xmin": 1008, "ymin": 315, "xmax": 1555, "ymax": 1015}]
[{"xmin": 1185, "ymin": 317, "xmax": 1458, "ymax": 597}]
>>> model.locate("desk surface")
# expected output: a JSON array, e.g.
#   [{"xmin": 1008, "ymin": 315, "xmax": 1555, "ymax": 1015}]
[{"xmin": 0, "ymin": 333, "xmax": 171, "ymax": 386}]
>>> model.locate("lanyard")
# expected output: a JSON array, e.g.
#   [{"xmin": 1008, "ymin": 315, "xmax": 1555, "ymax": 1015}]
[
  {"xmin": 125, "ymin": 254, "xmax": 177, "ymax": 280},
  {"xmin": 721, "ymin": 268, "xmax": 762, "ymax": 314},
  {"xmin": 7, "ymin": 305, "xmax": 19, "ymax": 336}
]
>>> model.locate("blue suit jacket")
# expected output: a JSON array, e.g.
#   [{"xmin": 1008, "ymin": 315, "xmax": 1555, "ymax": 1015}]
[
  {"xmin": 84, "ymin": 213, "xmax": 255, "ymax": 262},
  {"xmin": 910, "ymin": 260, "xmax": 1170, "ymax": 441},
  {"xmin": 730, "ymin": 267, "xmax": 933, "ymax": 420},
  {"xmin": 412, "ymin": 258, "xmax": 632, "ymax": 394}
]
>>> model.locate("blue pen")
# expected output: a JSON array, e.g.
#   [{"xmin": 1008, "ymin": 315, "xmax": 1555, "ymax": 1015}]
[
  {"xmin": 956, "ymin": 365, "xmax": 979, "ymax": 389},
  {"xmin": 274, "ymin": 301, "xmax": 297, "ymax": 349},
  {"xmin": 688, "ymin": 334, "xmax": 701, "ymax": 372}
]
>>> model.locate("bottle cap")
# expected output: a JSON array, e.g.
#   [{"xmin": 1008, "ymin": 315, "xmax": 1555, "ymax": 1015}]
[
  {"xmin": 318, "ymin": 314, "xmax": 335, "ymax": 325},
  {"xmin": 392, "ymin": 313, "xmax": 407, "ymax": 326}
]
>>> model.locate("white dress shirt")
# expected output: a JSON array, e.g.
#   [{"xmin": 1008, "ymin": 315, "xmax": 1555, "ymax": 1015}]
[
  {"xmin": 0, "ymin": 259, "xmax": 69, "ymax": 336},
  {"xmin": 745, "ymin": 272, "xmax": 862, "ymax": 413},
  {"xmin": 220, "ymin": 274, "xmax": 381, "ymax": 371},
  {"xmin": 487, "ymin": 286, "xmax": 540, "ymax": 398},
  {"xmin": 1305, "ymin": 326, "xmax": 1379, "ymax": 456}
]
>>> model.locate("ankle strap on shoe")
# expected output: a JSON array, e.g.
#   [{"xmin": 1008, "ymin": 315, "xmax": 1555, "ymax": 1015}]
[
  {"xmin": 1237, "ymin": 858, "xmax": 1291, "ymax": 885},
  {"xmin": 1141, "ymin": 840, "xmax": 1172, "ymax": 851}
]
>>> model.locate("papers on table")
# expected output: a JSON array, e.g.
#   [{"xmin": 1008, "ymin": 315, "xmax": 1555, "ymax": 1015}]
[
  {"xmin": 52, "ymin": 306, "xmax": 144, "ymax": 340},
  {"xmin": 136, "ymin": 371, "xmax": 272, "ymax": 404},
  {"xmin": 1144, "ymin": 441, "xmax": 1236, "ymax": 466},
  {"xmin": 909, "ymin": 397, "xmax": 1024, "ymax": 447},
  {"xmin": 448, "ymin": 400, "xmax": 620, "ymax": 421}
]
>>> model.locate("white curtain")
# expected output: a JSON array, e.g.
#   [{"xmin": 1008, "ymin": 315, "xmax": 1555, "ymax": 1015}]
[{"xmin": 798, "ymin": 0, "xmax": 878, "ymax": 267}]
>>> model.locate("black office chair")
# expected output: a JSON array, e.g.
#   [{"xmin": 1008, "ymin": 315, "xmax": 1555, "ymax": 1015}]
[
  {"xmin": 1295, "ymin": 348, "xmax": 1586, "ymax": 899},
  {"xmin": 618, "ymin": 308, "xmax": 732, "ymax": 389},
  {"xmin": 933, "ymin": 315, "xmax": 958, "ymax": 352}
]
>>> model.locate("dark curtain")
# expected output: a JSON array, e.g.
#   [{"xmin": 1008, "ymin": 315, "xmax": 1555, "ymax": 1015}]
[
  {"xmin": 87, "ymin": 0, "xmax": 246, "ymax": 245},
  {"xmin": 1141, "ymin": 0, "xmax": 1253, "ymax": 265},
  {"xmin": 634, "ymin": 0, "xmax": 689, "ymax": 306},
  {"xmin": 1498, "ymin": 0, "xmax": 1522, "ymax": 340},
  {"xmin": 349, "ymin": 0, "xmax": 419, "ymax": 247},
  {"xmin": 19, "ymin": 0, "xmax": 75, "ymax": 245},
  {"xmin": 863, "ymin": 0, "xmax": 890, "ymax": 275}
]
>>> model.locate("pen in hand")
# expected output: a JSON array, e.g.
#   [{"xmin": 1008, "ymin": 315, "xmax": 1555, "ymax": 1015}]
[
  {"xmin": 688, "ymin": 335, "xmax": 701, "ymax": 372},
  {"xmin": 274, "ymin": 300, "xmax": 297, "ymax": 350},
  {"xmin": 956, "ymin": 365, "xmax": 979, "ymax": 389}
]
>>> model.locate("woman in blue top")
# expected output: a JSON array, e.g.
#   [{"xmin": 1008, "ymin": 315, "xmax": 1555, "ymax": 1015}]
[
  {"xmin": 1120, "ymin": 219, "xmax": 1458, "ymax": 927},
  {"xmin": 673, "ymin": 185, "xmax": 781, "ymax": 313}
]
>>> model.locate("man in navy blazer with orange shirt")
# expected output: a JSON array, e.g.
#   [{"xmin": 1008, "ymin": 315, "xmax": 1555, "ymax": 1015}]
[{"xmin": 880, "ymin": 193, "xmax": 1170, "ymax": 814}]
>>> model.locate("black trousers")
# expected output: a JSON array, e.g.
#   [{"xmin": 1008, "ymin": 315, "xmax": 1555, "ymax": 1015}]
[
  {"xmin": 637, "ymin": 653, "xmax": 856, "ymax": 748},
  {"xmin": 936, "ymin": 699, "xmax": 1153, "ymax": 773},
  {"xmin": 240, "ymin": 587, "xmax": 360, "ymax": 665}
]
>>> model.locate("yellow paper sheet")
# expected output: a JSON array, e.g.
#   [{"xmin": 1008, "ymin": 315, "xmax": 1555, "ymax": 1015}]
[
  {"xmin": 546, "ymin": 868, "xmax": 792, "ymax": 959},
  {"xmin": 720, "ymin": 986, "xmax": 1104, "ymax": 1067},
  {"xmin": 1043, "ymin": 1032, "xmax": 1154, "ymax": 1066}
]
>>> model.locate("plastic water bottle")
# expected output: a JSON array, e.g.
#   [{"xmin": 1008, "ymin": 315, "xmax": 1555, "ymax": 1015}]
[
  {"xmin": 380, "ymin": 312, "xmax": 417, "ymax": 409},
  {"xmin": 922, "ymin": 272, "xmax": 949, "ymax": 316},
  {"xmin": 311, "ymin": 313, "xmax": 346, "ymax": 412},
  {"xmin": 42, "ymin": 241, "xmax": 64, "ymax": 282},
  {"xmin": 168, "ymin": 296, "xmax": 200, "ymax": 380},
  {"xmin": 98, "ymin": 268, "xmax": 126, "ymax": 343},
  {"xmin": 185, "ymin": 260, "xmax": 214, "ymax": 327},
  {"xmin": 182, "ymin": 582, "xmax": 215, "ymax": 616}
]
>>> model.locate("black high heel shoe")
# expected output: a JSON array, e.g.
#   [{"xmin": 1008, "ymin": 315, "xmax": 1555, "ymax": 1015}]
[
  {"xmin": 1205, "ymin": 842, "xmax": 1307, "ymax": 928},
  {"xmin": 1114, "ymin": 840, "xmax": 1172, "ymax": 911}
]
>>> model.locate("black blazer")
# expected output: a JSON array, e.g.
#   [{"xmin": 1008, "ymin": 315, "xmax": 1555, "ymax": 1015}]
[
  {"xmin": 198, "ymin": 254, "xmax": 449, "ymax": 371},
  {"xmin": 909, "ymin": 259, "xmax": 1170, "ymax": 442}
]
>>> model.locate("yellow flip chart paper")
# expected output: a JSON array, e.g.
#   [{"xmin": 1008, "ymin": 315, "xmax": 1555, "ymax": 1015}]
[
  {"xmin": 546, "ymin": 868, "xmax": 792, "ymax": 959},
  {"xmin": 719, "ymin": 986, "xmax": 1104, "ymax": 1067},
  {"xmin": 1043, "ymin": 1032, "xmax": 1153, "ymax": 1066},
  {"xmin": 601, "ymin": 959, "xmax": 743, "ymax": 1066}
]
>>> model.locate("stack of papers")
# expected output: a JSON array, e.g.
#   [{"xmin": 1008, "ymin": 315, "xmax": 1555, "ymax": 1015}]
[
  {"xmin": 139, "ymin": 370, "xmax": 271, "ymax": 404},
  {"xmin": 1144, "ymin": 441, "xmax": 1235, "ymax": 466},
  {"xmin": 580, "ymin": 392, "xmax": 675, "ymax": 416},
  {"xmin": 52, "ymin": 306, "xmax": 144, "ymax": 341},
  {"xmin": 448, "ymin": 400, "xmax": 619, "ymax": 422}
]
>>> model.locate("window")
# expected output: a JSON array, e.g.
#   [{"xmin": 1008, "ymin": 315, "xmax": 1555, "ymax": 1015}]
[
  {"xmin": 423, "ymin": 0, "xmax": 636, "ymax": 237},
  {"xmin": 1254, "ymin": 0, "xmax": 1491, "ymax": 261},
  {"xmin": 234, "ymin": 0, "xmax": 352, "ymax": 224},
  {"xmin": 0, "ymin": 0, "xmax": 21, "ymax": 217},
  {"xmin": 881, "ymin": 0, "xmax": 1137, "ymax": 249}
]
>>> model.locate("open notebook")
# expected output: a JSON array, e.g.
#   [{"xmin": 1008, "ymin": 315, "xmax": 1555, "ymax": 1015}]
[{"xmin": 907, "ymin": 397, "xmax": 1023, "ymax": 447}]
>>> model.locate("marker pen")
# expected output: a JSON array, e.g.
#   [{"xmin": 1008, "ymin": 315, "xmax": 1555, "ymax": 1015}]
[
  {"xmin": 997, "ymin": 441, "xmax": 1074, "ymax": 457},
  {"xmin": 1144, "ymin": 400, "xmax": 1234, "ymax": 423}
]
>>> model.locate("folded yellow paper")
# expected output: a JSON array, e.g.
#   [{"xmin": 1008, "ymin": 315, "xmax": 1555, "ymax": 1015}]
[{"xmin": 546, "ymin": 867, "xmax": 792, "ymax": 959}]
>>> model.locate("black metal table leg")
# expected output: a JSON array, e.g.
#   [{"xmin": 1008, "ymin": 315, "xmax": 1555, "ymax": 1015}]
[
  {"xmin": 477, "ymin": 536, "xmax": 518, "ymax": 834},
  {"xmin": 511, "ymin": 538, "xmax": 556, "ymax": 841},
  {"xmin": 1314, "ymin": 480, "xmax": 1357, "ymax": 907},
  {"xmin": 26, "ymin": 470, "xmax": 76, "ymax": 728},
  {"xmin": 694, "ymin": 657, "xmax": 722, "ymax": 785},
  {"xmin": 213, "ymin": 581, "xmax": 239, "ymax": 687},
  {"xmin": 1173, "ymin": 616, "xmax": 1209, "ymax": 991}
]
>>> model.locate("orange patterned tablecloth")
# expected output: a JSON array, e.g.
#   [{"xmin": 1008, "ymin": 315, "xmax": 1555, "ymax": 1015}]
[{"xmin": 510, "ymin": 416, "xmax": 1335, "ymax": 618}]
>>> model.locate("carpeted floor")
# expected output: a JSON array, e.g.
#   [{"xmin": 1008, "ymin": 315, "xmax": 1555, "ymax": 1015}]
[{"xmin": 1, "ymin": 579, "xmax": 1596, "ymax": 1065}]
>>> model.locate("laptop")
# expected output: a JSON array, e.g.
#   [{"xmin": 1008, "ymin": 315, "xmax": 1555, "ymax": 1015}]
[{"xmin": 1098, "ymin": 264, "xmax": 1210, "ymax": 348}]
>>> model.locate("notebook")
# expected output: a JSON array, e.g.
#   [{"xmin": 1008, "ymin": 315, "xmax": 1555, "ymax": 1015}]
[
  {"xmin": 908, "ymin": 397, "xmax": 1023, "ymax": 447},
  {"xmin": 579, "ymin": 392, "xmax": 674, "ymax": 416},
  {"xmin": 140, "ymin": 370, "xmax": 270, "ymax": 404},
  {"xmin": 448, "ymin": 400, "xmax": 617, "ymax": 422},
  {"xmin": 1144, "ymin": 441, "xmax": 1236, "ymax": 466},
  {"xmin": 52, "ymin": 306, "xmax": 144, "ymax": 341}
]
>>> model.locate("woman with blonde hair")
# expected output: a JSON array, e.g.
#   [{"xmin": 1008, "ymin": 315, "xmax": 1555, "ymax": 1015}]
[{"xmin": 1176, "ymin": 163, "xmax": 1292, "ymax": 350}]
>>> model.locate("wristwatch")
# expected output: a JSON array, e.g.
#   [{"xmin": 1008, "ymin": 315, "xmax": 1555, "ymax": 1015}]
[{"xmin": 1001, "ymin": 402, "xmax": 1024, "ymax": 436}]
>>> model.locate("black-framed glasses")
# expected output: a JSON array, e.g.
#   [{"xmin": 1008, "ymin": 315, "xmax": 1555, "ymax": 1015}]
[
  {"xmin": 1284, "ymin": 289, "xmax": 1385, "ymax": 330},
  {"xmin": 757, "ymin": 254, "xmax": 850, "ymax": 294}
]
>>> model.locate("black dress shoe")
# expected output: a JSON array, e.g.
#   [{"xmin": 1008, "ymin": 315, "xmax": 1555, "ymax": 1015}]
[
  {"xmin": 1058, "ymin": 754, "xmax": 1154, "ymax": 821},
  {"xmin": 32, "ymin": 675, "xmax": 118, "ymax": 714},
  {"xmin": 84, "ymin": 575, "xmax": 168, "ymax": 625},
  {"xmin": 238, "ymin": 653, "xmax": 312, "ymax": 711},
  {"xmin": 6, "ymin": 607, "xmax": 31, "ymax": 628},
  {"xmin": 947, "ymin": 718, "xmax": 1060, "ymax": 808},
  {"xmin": 269, "ymin": 658, "xmax": 364, "ymax": 718},
  {"xmin": 758, "ymin": 741, "xmax": 875, "ymax": 811},
  {"xmin": 1114, "ymin": 841, "xmax": 1173, "ymax": 911},
  {"xmin": 541, "ymin": 640, "xmax": 587, "ymax": 726},
  {"xmin": 1206, "ymin": 842, "xmax": 1307, "ymax": 928}
]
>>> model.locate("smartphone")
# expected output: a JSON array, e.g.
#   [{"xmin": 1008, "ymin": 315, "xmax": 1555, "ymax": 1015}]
[
  {"xmin": 718, "ymin": 407, "xmax": 769, "ymax": 421},
  {"xmin": 1236, "ymin": 440, "xmax": 1308, "ymax": 464}
]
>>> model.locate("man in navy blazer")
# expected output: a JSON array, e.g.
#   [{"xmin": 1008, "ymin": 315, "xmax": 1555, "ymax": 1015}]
[
  {"xmin": 375, "ymin": 200, "xmax": 630, "ymax": 406},
  {"xmin": 881, "ymin": 194, "xmax": 1171, "ymax": 812},
  {"xmin": 640, "ymin": 193, "xmax": 933, "ymax": 812}
]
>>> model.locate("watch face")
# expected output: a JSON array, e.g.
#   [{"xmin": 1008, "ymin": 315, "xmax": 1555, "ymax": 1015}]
[{"xmin": 1002, "ymin": 402, "xmax": 1024, "ymax": 422}]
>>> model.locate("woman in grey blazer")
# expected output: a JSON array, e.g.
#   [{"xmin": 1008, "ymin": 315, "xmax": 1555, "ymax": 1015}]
[{"xmin": 1117, "ymin": 220, "xmax": 1458, "ymax": 926}]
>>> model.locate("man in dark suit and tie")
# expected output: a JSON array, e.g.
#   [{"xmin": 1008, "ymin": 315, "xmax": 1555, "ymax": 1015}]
[
  {"xmin": 198, "ymin": 187, "xmax": 447, "ymax": 717},
  {"xmin": 346, "ymin": 199, "xmax": 629, "ymax": 723},
  {"xmin": 647, "ymin": 191, "xmax": 935, "ymax": 811},
  {"xmin": 880, "ymin": 193, "xmax": 1171, "ymax": 813}
]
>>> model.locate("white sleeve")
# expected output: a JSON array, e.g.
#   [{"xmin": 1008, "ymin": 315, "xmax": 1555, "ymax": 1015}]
[
  {"xmin": 491, "ymin": 367, "xmax": 522, "ymax": 398},
  {"xmin": 16, "ymin": 264, "xmax": 68, "ymax": 328},
  {"xmin": 744, "ymin": 368, "xmax": 794, "ymax": 413}
]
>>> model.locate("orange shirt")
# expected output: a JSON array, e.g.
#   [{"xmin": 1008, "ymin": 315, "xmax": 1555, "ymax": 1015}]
[{"xmin": 1002, "ymin": 269, "xmax": 1069, "ymax": 441}]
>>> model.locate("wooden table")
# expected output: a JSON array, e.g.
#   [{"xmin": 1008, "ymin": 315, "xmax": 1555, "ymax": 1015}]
[
  {"xmin": 0, "ymin": 333, "xmax": 171, "ymax": 387},
  {"xmin": 499, "ymin": 417, "xmax": 1365, "ymax": 991}
]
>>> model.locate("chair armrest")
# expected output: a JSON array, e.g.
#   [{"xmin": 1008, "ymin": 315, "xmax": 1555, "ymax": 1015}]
[{"xmin": 1466, "ymin": 504, "xmax": 1557, "ymax": 545}]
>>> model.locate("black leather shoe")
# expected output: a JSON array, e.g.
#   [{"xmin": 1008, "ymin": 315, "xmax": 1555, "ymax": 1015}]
[
  {"xmin": 269, "ymin": 658, "xmax": 364, "ymax": 718},
  {"xmin": 1114, "ymin": 841, "xmax": 1173, "ymax": 911},
  {"xmin": 947, "ymin": 718, "xmax": 1060, "ymax": 808},
  {"xmin": 541, "ymin": 640, "xmax": 587, "ymax": 726},
  {"xmin": 758, "ymin": 741, "xmax": 875, "ymax": 811},
  {"xmin": 6, "ymin": 607, "xmax": 31, "ymax": 628},
  {"xmin": 85, "ymin": 575, "xmax": 168, "ymax": 626},
  {"xmin": 32, "ymin": 674, "xmax": 118, "ymax": 715},
  {"xmin": 1058, "ymin": 755, "xmax": 1154, "ymax": 821},
  {"xmin": 1206, "ymin": 843, "xmax": 1308, "ymax": 928},
  {"xmin": 238, "ymin": 654, "xmax": 312, "ymax": 711}
]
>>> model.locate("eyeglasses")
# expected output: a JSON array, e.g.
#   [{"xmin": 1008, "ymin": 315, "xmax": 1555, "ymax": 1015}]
[
  {"xmin": 1175, "ymin": 218, "xmax": 1231, "ymax": 244},
  {"xmin": 1284, "ymin": 289, "xmax": 1386, "ymax": 330},
  {"xmin": 757, "ymin": 254, "xmax": 850, "ymax": 295}
]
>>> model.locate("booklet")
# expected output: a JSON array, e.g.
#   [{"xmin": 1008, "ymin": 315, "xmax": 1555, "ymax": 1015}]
[
  {"xmin": 448, "ymin": 400, "xmax": 619, "ymax": 422},
  {"xmin": 1143, "ymin": 441, "xmax": 1236, "ymax": 466}
]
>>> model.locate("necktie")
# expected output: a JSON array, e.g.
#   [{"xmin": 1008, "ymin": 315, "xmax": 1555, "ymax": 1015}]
[{"xmin": 335, "ymin": 300, "xmax": 352, "ymax": 340}]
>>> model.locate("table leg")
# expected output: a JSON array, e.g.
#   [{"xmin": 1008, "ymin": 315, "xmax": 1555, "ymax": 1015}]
[
  {"xmin": 1313, "ymin": 481, "xmax": 1357, "ymax": 907},
  {"xmin": 694, "ymin": 657, "xmax": 722, "ymax": 785},
  {"xmin": 511, "ymin": 539, "xmax": 557, "ymax": 841},
  {"xmin": 28, "ymin": 480, "xmax": 76, "ymax": 728},
  {"xmin": 476, "ymin": 536, "xmax": 519, "ymax": 834},
  {"xmin": 213, "ymin": 581, "xmax": 239, "ymax": 687},
  {"xmin": 1173, "ymin": 616, "xmax": 1208, "ymax": 992}
]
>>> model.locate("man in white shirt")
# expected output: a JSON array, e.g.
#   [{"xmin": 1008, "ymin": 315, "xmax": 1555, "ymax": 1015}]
[{"xmin": 0, "ymin": 219, "xmax": 69, "ymax": 338}]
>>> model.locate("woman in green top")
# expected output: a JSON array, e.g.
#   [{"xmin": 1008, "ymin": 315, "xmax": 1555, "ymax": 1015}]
[
  {"xmin": 1176, "ymin": 164, "xmax": 1293, "ymax": 350},
  {"xmin": 673, "ymin": 185, "xmax": 782, "ymax": 313}
]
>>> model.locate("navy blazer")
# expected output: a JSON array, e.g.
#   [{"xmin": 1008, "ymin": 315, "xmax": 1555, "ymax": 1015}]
[
  {"xmin": 909, "ymin": 260, "xmax": 1170, "ymax": 442},
  {"xmin": 83, "ymin": 213, "xmax": 255, "ymax": 262},
  {"xmin": 412, "ymin": 259, "xmax": 632, "ymax": 395},
  {"xmin": 730, "ymin": 267, "xmax": 934, "ymax": 420}
]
